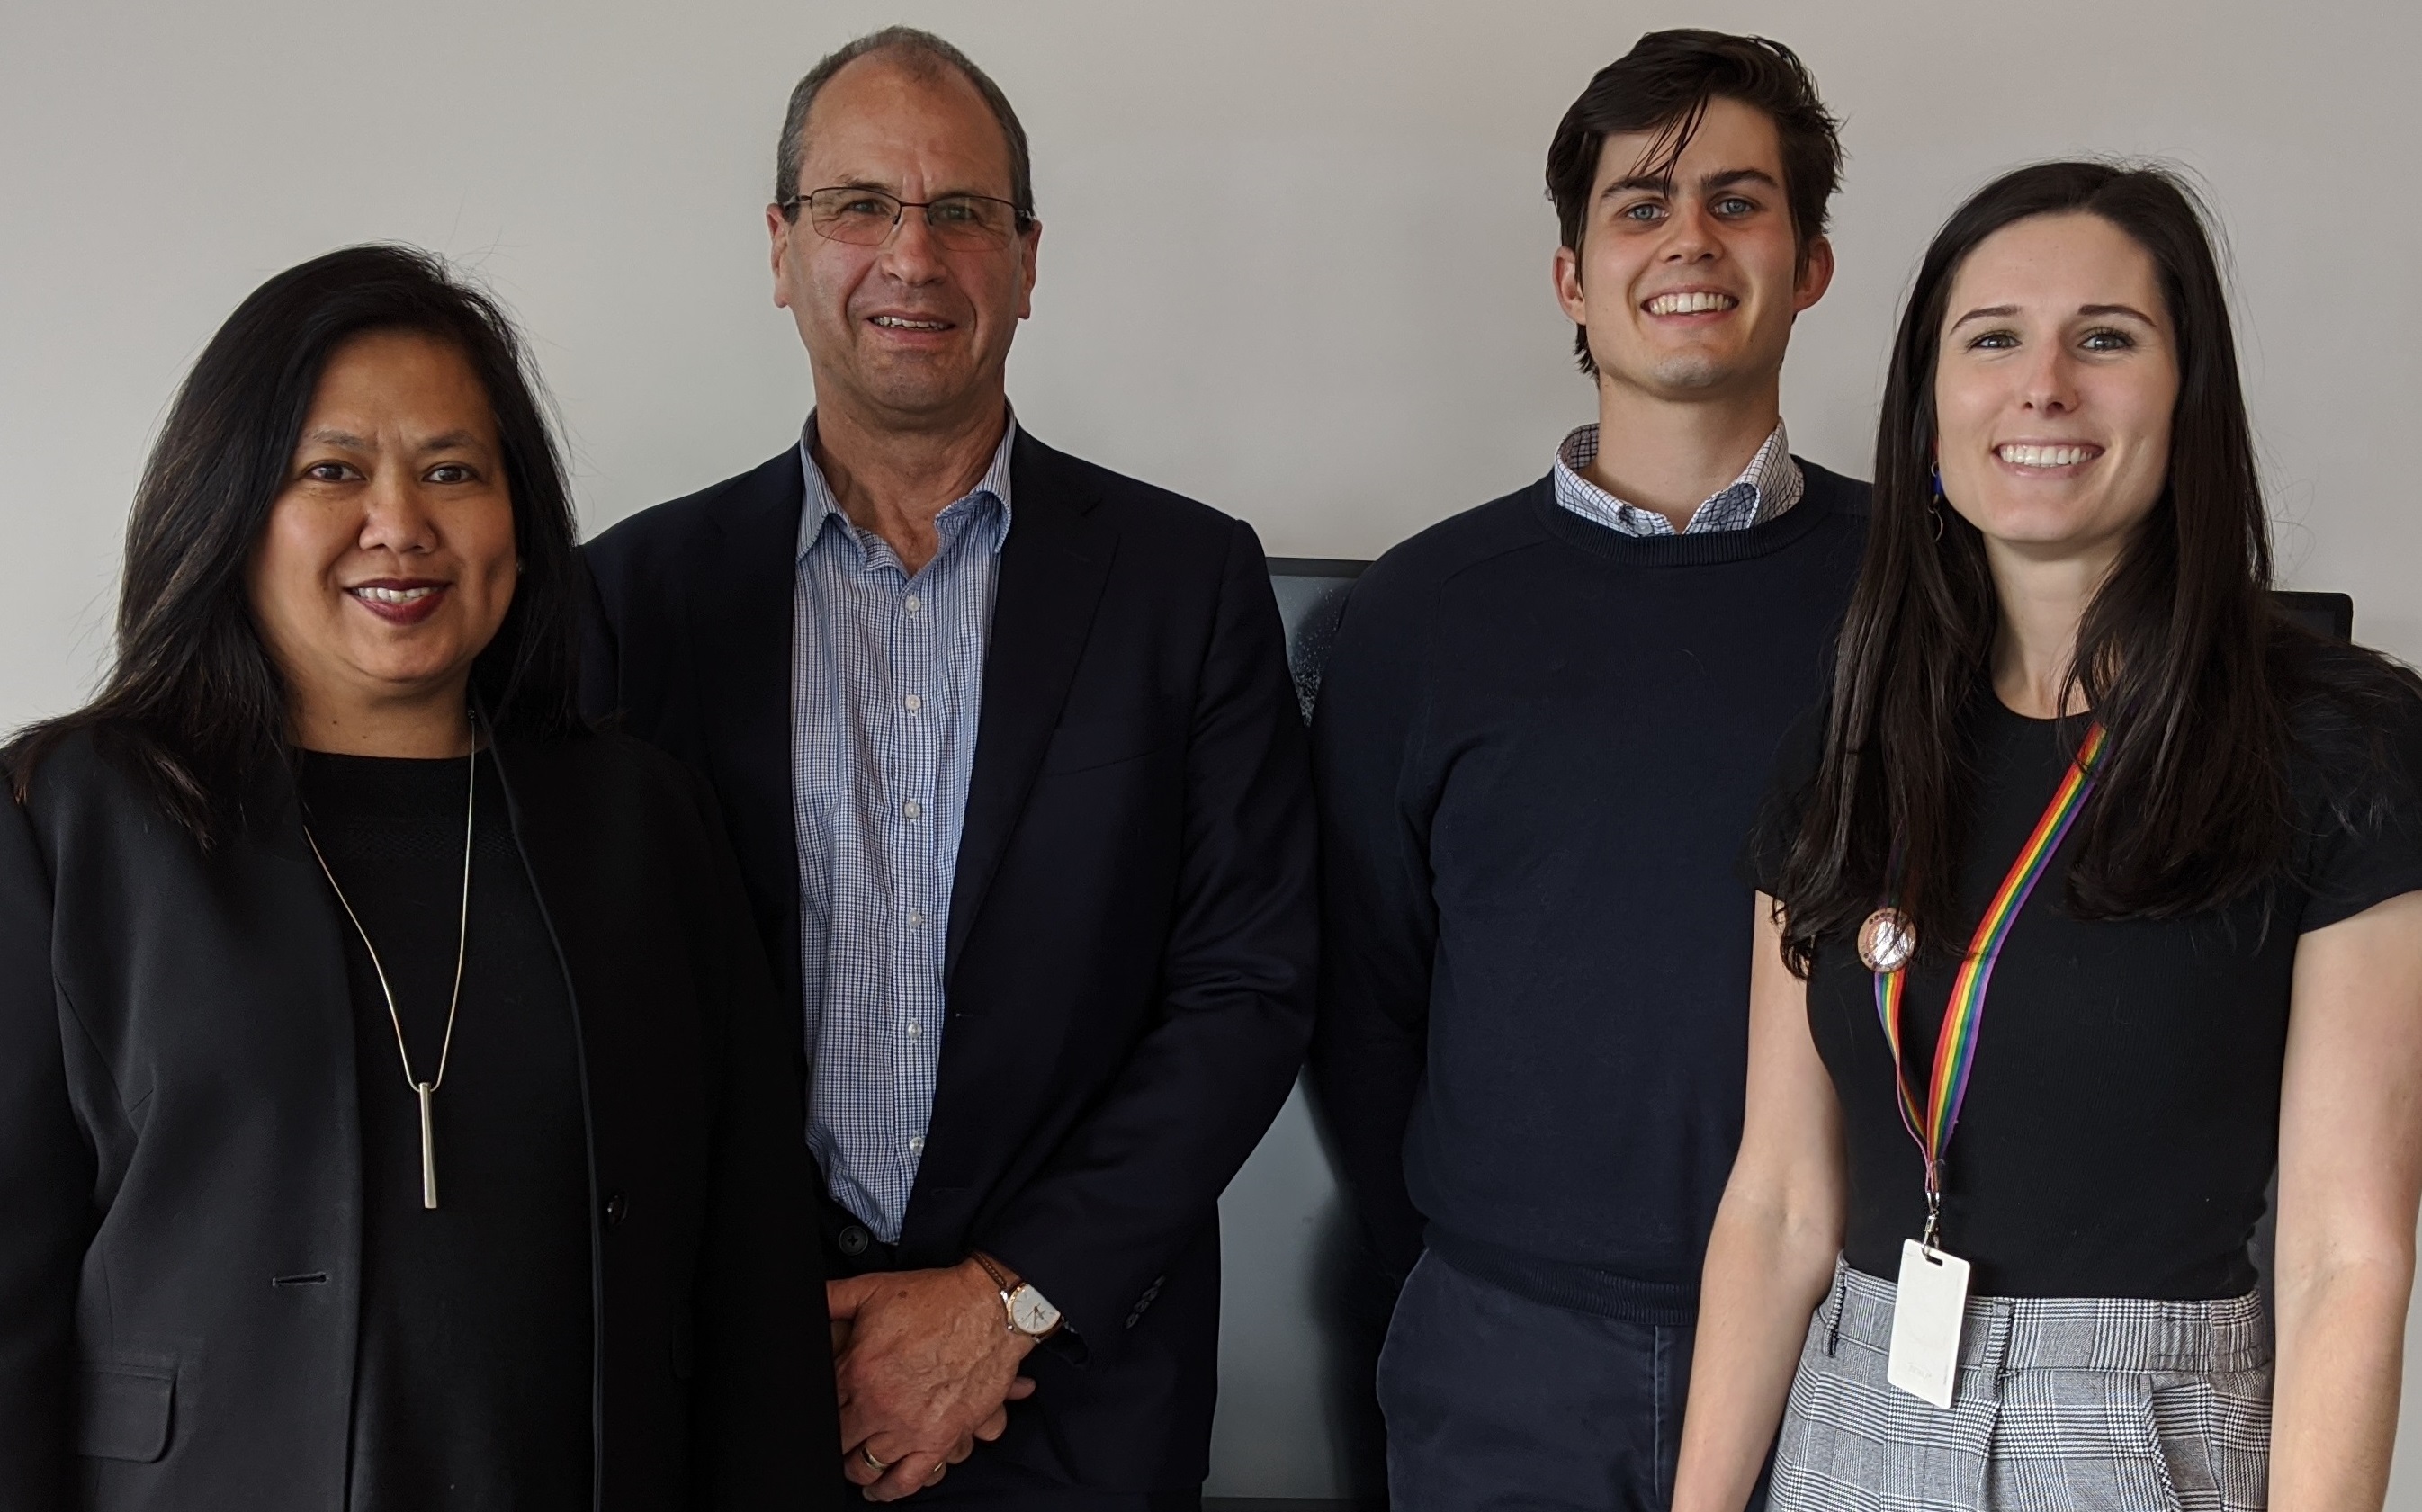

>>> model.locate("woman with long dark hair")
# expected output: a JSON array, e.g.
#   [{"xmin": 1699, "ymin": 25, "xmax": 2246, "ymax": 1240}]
[
  {"xmin": 1672, "ymin": 164, "xmax": 2422, "ymax": 1511},
  {"xmin": 0, "ymin": 245, "xmax": 839, "ymax": 1509}
]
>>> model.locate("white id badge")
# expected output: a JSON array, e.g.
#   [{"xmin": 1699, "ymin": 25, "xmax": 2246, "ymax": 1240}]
[{"xmin": 1886, "ymin": 1239, "xmax": 1970, "ymax": 1409}]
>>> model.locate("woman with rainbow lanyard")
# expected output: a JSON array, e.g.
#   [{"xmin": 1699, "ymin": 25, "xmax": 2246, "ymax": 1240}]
[{"xmin": 1671, "ymin": 161, "xmax": 2422, "ymax": 1512}]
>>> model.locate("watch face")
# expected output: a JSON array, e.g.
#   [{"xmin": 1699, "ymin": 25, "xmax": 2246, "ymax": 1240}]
[{"xmin": 1009, "ymin": 1284, "xmax": 1061, "ymax": 1336}]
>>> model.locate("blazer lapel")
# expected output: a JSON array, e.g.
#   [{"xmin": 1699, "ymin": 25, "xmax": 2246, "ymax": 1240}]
[
  {"xmin": 697, "ymin": 452, "xmax": 807, "ymax": 1007},
  {"xmin": 944, "ymin": 433, "xmax": 1116, "ymax": 981}
]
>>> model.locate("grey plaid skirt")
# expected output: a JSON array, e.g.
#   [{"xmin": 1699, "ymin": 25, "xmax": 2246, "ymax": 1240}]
[{"xmin": 1768, "ymin": 1259, "xmax": 2271, "ymax": 1512}]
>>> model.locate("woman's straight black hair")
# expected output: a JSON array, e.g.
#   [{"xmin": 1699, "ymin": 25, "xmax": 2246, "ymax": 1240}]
[
  {"xmin": 11, "ymin": 243, "xmax": 588, "ymax": 845},
  {"xmin": 1774, "ymin": 160, "xmax": 2413, "ymax": 971}
]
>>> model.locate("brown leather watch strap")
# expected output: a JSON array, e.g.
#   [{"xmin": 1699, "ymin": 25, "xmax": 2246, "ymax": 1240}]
[{"xmin": 969, "ymin": 1249, "xmax": 1018, "ymax": 1294}]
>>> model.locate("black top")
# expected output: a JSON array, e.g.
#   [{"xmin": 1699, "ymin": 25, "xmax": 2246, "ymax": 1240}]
[
  {"xmin": 1307, "ymin": 464, "xmax": 1869, "ymax": 1320},
  {"xmin": 1746, "ymin": 671, "xmax": 2422, "ymax": 1299},
  {"xmin": 296, "ymin": 751, "xmax": 590, "ymax": 1511}
]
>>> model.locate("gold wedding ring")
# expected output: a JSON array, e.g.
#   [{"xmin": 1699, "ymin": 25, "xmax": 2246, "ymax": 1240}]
[{"xmin": 861, "ymin": 1446, "xmax": 891, "ymax": 1473}]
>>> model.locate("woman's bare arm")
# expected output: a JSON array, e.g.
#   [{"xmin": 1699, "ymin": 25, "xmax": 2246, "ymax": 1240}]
[
  {"xmin": 2272, "ymin": 889, "xmax": 2422, "ymax": 1512},
  {"xmin": 1671, "ymin": 895, "xmax": 1850, "ymax": 1512}
]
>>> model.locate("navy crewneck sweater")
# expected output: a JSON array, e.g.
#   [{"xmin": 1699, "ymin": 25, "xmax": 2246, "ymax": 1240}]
[{"xmin": 1310, "ymin": 461, "xmax": 1868, "ymax": 1322}]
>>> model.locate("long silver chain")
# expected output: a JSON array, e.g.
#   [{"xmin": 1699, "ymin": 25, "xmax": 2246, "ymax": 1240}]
[{"xmin": 301, "ymin": 743, "xmax": 476, "ymax": 1210}]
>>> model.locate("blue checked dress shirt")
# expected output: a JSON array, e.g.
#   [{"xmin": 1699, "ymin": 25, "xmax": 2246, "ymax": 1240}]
[
  {"xmin": 1551, "ymin": 419, "xmax": 1802, "ymax": 535},
  {"xmin": 791, "ymin": 416, "xmax": 1016, "ymax": 1241}
]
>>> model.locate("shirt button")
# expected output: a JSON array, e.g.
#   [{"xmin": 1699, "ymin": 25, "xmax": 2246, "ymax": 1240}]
[
  {"xmin": 905, "ymin": 595, "xmax": 922, "ymax": 613},
  {"xmin": 909, "ymin": 1135, "xmax": 926, "ymax": 1154},
  {"xmin": 902, "ymin": 799, "xmax": 922, "ymax": 820},
  {"xmin": 904, "ymin": 693, "xmax": 922, "ymax": 711},
  {"xmin": 908, "ymin": 908, "xmax": 927, "ymax": 928},
  {"xmin": 904, "ymin": 1021, "xmax": 921, "ymax": 1039}
]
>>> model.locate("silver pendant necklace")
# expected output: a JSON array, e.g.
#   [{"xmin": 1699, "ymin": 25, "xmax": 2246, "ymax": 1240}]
[{"xmin": 302, "ymin": 744, "xmax": 476, "ymax": 1211}]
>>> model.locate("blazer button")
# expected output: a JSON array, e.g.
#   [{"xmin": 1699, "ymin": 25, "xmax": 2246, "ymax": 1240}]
[
  {"xmin": 604, "ymin": 1192, "xmax": 629, "ymax": 1228},
  {"xmin": 838, "ymin": 1224, "xmax": 871, "ymax": 1257}
]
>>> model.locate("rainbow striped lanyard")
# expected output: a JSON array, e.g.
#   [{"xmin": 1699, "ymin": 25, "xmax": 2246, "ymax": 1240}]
[{"xmin": 1875, "ymin": 721, "xmax": 2108, "ymax": 1251}]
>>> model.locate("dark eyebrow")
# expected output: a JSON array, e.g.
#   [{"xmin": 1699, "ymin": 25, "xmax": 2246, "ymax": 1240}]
[
  {"xmin": 1700, "ymin": 167, "xmax": 1780, "ymax": 193},
  {"xmin": 299, "ymin": 428, "xmax": 371, "ymax": 449},
  {"xmin": 1601, "ymin": 166, "xmax": 1781, "ymax": 200},
  {"xmin": 417, "ymin": 430, "xmax": 482, "ymax": 452},
  {"xmin": 1949, "ymin": 304, "xmax": 2020, "ymax": 330}
]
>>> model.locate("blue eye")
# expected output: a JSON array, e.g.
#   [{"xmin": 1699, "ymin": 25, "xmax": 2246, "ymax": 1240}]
[
  {"xmin": 1714, "ymin": 195, "xmax": 1754, "ymax": 216},
  {"xmin": 1621, "ymin": 201, "xmax": 1666, "ymax": 223}
]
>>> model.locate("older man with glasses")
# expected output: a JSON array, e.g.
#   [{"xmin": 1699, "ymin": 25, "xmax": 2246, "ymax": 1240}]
[{"xmin": 580, "ymin": 27, "xmax": 1316, "ymax": 1512}]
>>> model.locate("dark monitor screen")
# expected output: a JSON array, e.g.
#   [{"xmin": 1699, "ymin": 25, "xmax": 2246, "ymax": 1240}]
[
  {"xmin": 2274, "ymin": 590, "xmax": 2355, "ymax": 642},
  {"xmin": 1268, "ymin": 557, "xmax": 1368, "ymax": 724}
]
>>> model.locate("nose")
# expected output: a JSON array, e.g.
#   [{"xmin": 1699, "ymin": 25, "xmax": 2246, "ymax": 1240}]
[
  {"xmin": 2016, "ymin": 343, "xmax": 2081, "ymax": 416},
  {"xmin": 1659, "ymin": 195, "xmax": 1721, "ymax": 264},
  {"xmin": 875, "ymin": 203, "xmax": 949, "ymax": 284},
  {"xmin": 356, "ymin": 465, "xmax": 439, "ymax": 556}
]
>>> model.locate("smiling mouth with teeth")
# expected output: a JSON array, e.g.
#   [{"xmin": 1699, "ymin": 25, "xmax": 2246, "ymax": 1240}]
[
  {"xmin": 1644, "ymin": 291, "xmax": 1738, "ymax": 316},
  {"xmin": 353, "ymin": 586, "xmax": 438, "ymax": 605},
  {"xmin": 1996, "ymin": 443, "xmax": 2099, "ymax": 468},
  {"xmin": 871, "ymin": 315, "xmax": 951, "ymax": 331}
]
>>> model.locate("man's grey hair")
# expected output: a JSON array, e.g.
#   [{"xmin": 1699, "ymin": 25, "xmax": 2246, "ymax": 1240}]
[{"xmin": 774, "ymin": 27, "xmax": 1035, "ymax": 224}]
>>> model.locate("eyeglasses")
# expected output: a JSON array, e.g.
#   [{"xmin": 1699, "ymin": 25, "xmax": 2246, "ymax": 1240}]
[{"xmin": 782, "ymin": 186, "xmax": 1027, "ymax": 250}]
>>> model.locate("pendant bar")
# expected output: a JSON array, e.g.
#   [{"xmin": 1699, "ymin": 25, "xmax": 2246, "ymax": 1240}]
[{"xmin": 417, "ymin": 1081, "xmax": 439, "ymax": 1210}]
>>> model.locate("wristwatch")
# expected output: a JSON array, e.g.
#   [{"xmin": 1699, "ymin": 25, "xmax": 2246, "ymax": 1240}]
[{"xmin": 971, "ymin": 1250, "xmax": 1063, "ymax": 1339}]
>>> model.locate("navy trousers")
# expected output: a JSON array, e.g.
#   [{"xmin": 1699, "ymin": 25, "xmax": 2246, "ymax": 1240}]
[{"xmin": 1377, "ymin": 1250, "xmax": 1700, "ymax": 1512}]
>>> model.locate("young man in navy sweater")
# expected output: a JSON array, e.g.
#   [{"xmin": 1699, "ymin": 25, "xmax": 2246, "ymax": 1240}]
[{"xmin": 1310, "ymin": 31, "xmax": 1864, "ymax": 1510}]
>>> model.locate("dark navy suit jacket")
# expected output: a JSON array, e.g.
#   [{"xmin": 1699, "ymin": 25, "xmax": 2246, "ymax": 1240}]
[{"xmin": 579, "ymin": 427, "xmax": 1316, "ymax": 1494}]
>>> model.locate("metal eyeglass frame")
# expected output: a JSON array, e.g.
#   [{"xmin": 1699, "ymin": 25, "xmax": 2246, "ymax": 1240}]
[{"xmin": 780, "ymin": 186, "xmax": 1032, "ymax": 247}]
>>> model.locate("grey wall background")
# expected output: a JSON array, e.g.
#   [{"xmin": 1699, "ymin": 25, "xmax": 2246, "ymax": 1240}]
[{"xmin": 5, "ymin": 0, "xmax": 2421, "ymax": 1501}]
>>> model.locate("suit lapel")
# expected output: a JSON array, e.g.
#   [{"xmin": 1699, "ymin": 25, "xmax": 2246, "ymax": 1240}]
[
  {"xmin": 944, "ymin": 433, "xmax": 1117, "ymax": 981},
  {"xmin": 697, "ymin": 452, "xmax": 807, "ymax": 1007}
]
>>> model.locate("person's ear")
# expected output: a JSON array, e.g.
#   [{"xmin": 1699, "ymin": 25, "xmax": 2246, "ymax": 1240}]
[
  {"xmin": 1016, "ymin": 219, "xmax": 1042, "ymax": 322},
  {"xmin": 1793, "ymin": 233, "xmax": 1836, "ymax": 314},
  {"xmin": 768, "ymin": 203, "xmax": 797, "ymax": 309},
  {"xmin": 1553, "ymin": 241, "xmax": 1588, "ymax": 326}
]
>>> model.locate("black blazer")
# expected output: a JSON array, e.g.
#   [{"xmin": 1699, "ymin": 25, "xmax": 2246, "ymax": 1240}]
[
  {"xmin": 581, "ymin": 429, "xmax": 1318, "ymax": 1493},
  {"xmin": 0, "ymin": 728, "xmax": 839, "ymax": 1511}
]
